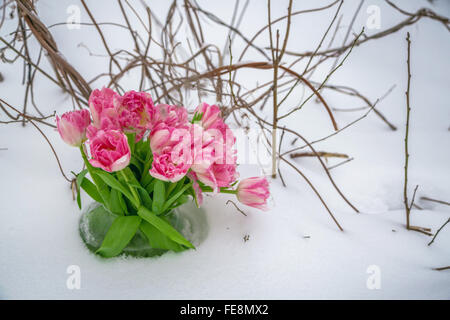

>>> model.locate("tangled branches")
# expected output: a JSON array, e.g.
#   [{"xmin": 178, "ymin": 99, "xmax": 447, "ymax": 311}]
[{"xmin": 1, "ymin": 0, "xmax": 449, "ymax": 230}]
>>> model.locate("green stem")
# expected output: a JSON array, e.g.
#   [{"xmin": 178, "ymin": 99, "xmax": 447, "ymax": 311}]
[
  {"xmin": 200, "ymin": 186, "xmax": 237, "ymax": 194},
  {"xmin": 78, "ymin": 145, "xmax": 110, "ymax": 208},
  {"xmin": 79, "ymin": 145, "xmax": 101, "ymax": 190},
  {"xmin": 79, "ymin": 145, "xmax": 89, "ymax": 165},
  {"xmin": 140, "ymin": 156, "xmax": 153, "ymax": 184},
  {"xmin": 219, "ymin": 189, "xmax": 237, "ymax": 195},
  {"xmin": 119, "ymin": 170, "xmax": 141, "ymax": 207}
]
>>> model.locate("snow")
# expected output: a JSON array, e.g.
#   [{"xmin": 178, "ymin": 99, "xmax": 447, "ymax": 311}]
[{"xmin": 0, "ymin": 0, "xmax": 449, "ymax": 299}]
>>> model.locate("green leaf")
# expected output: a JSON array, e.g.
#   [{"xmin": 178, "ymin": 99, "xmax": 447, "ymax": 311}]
[
  {"xmin": 167, "ymin": 177, "xmax": 185, "ymax": 197},
  {"xmin": 95, "ymin": 170, "xmax": 136, "ymax": 207},
  {"xmin": 141, "ymin": 170, "xmax": 153, "ymax": 187},
  {"xmin": 140, "ymin": 151, "xmax": 153, "ymax": 185},
  {"xmin": 145, "ymin": 179, "xmax": 156, "ymax": 193},
  {"xmin": 192, "ymin": 111, "xmax": 203, "ymax": 123},
  {"xmin": 117, "ymin": 188, "xmax": 128, "ymax": 213},
  {"xmin": 109, "ymin": 189, "xmax": 126, "ymax": 215},
  {"xmin": 138, "ymin": 187, "xmax": 152, "ymax": 209},
  {"xmin": 162, "ymin": 182, "xmax": 192, "ymax": 212},
  {"xmin": 188, "ymin": 185, "xmax": 200, "ymax": 208},
  {"xmin": 152, "ymin": 180, "xmax": 165, "ymax": 214},
  {"xmin": 74, "ymin": 169, "xmax": 88, "ymax": 209},
  {"xmin": 79, "ymin": 146, "xmax": 110, "ymax": 206},
  {"xmin": 170, "ymin": 194, "xmax": 189, "ymax": 209},
  {"xmin": 137, "ymin": 206, "xmax": 194, "ymax": 249},
  {"xmin": 79, "ymin": 177, "xmax": 104, "ymax": 204},
  {"xmin": 96, "ymin": 216, "xmax": 142, "ymax": 258},
  {"xmin": 123, "ymin": 167, "xmax": 140, "ymax": 185},
  {"xmin": 129, "ymin": 157, "xmax": 143, "ymax": 173},
  {"xmin": 135, "ymin": 139, "xmax": 149, "ymax": 161},
  {"xmin": 76, "ymin": 169, "xmax": 89, "ymax": 183},
  {"xmin": 139, "ymin": 221, "xmax": 185, "ymax": 252},
  {"xmin": 126, "ymin": 132, "xmax": 136, "ymax": 154}
]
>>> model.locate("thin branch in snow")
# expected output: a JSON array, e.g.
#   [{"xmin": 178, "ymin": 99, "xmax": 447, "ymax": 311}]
[
  {"xmin": 428, "ymin": 218, "xmax": 450, "ymax": 246},
  {"xmin": 403, "ymin": 33, "xmax": 431, "ymax": 236},
  {"xmin": 327, "ymin": 157, "xmax": 354, "ymax": 171},
  {"xmin": 226, "ymin": 200, "xmax": 247, "ymax": 217},
  {"xmin": 433, "ymin": 266, "xmax": 450, "ymax": 271},
  {"xmin": 0, "ymin": 98, "xmax": 71, "ymax": 182},
  {"xmin": 420, "ymin": 197, "xmax": 450, "ymax": 207},
  {"xmin": 290, "ymin": 151, "xmax": 349, "ymax": 159}
]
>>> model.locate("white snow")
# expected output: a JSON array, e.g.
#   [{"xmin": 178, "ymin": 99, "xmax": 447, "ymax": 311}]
[{"xmin": 0, "ymin": 0, "xmax": 449, "ymax": 299}]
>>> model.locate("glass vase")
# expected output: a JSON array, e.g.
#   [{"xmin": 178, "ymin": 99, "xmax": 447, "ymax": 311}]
[{"xmin": 79, "ymin": 201, "xmax": 208, "ymax": 258}]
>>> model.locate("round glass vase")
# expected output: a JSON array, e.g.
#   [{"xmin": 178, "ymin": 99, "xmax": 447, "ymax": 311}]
[{"xmin": 79, "ymin": 201, "xmax": 208, "ymax": 258}]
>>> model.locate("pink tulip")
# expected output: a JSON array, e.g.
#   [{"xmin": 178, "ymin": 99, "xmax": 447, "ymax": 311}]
[
  {"xmin": 149, "ymin": 123, "xmax": 192, "ymax": 182},
  {"xmin": 149, "ymin": 149, "xmax": 191, "ymax": 183},
  {"xmin": 195, "ymin": 102, "xmax": 236, "ymax": 165},
  {"xmin": 88, "ymin": 87, "xmax": 120, "ymax": 129},
  {"xmin": 208, "ymin": 118, "xmax": 236, "ymax": 150},
  {"xmin": 195, "ymin": 102, "xmax": 222, "ymax": 129},
  {"xmin": 190, "ymin": 124, "xmax": 216, "ymax": 170},
  {"xmin": 117, "ymin": 91, "xmax": 155, "ymax": 138},
  {"xmin": 149, "ymin": 123, "xmax": 190, "ymax": 154},
  {"xmin": 188, "ymin": 124, "xmax": 221, "ymax": 190},
  {"xmin": 88, "ymin": 129, "xmax": 131, "ymax": 172},
  {"xmin": 236, "ymin": 177, "xmax": 270, "ymax": 211},
  {"xmin": 189, "ymin": 121, "xmax": 238, "ymax": 191},
  {"xmin": 154, "ymin": 103, "xmax": 188, "ymax": 127},
  {"xmin": 193, "ymin": 162, "xmax": 239, "ymax": 192},
  {"xmin": 56, "ymin": 109, "xmax": 91, "ymax": 147},
  {"xmin": 210, "ymin": 163, "xmax": 239, "ymax": 188}
]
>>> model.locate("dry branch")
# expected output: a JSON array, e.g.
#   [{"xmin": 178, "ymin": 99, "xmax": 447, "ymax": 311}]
[
  {"xmin": 421, "ymin": 197, "xmax": 450, "ymax": 207},
  {"xmin": 290, "ymin": 151, "xmax": 349, "ymax": 159},
  {"xmin": 428, "ymin": 218, "xmax": 450, "ymax": 246}
]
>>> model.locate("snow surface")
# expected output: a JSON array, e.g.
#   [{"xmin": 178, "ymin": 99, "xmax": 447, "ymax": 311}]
[{"xmin": 0, "ymin": 0, "xmax": 449, "ymax": 299}]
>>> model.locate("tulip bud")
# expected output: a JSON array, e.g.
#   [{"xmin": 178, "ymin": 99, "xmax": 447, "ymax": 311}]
[
  {"xmin": 56, "ymin": 110, "xmax": 91, "ymax": 147},
  {"xmin": 236, "ymin": 177, "xmax": 270, "ymax": 211}
]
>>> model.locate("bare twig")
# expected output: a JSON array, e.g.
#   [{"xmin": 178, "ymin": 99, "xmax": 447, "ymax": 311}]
[
  {"xmin": 226, "ymin": 200, "xmax": 247, "ymax": 216},
  {"xmin": 327, "ymin": 157, "xmax": 354, "ymax": 171},
  {"xmin": 421, "ymin": 197, "xmax": 450, "ymax": 207},
  {"xmin": 0, "ymin": 98, "xmax": 71, "ymax": 182},
  {"xmin": 404, "ymin": 32, "xmax": 412, "ymax": 229},
  {"xmin": 433, "ymin": 266, "xmax": 450, "ymax": 271},
  {"xmin": 290, "ymin": 151, "xmax": 349, "ymax": 159},
  {"xmin": 428, "ymin": 218, "xmax": 450, "ymax": 246},
  {"xmin": 403, "ymin": 33, "xmax": 431, "ymax": 236}
]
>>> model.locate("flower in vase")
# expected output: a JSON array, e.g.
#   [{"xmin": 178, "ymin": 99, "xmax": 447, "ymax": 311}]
[
  {"xmin": 149, "ymin": 149, "xmax": 192, "ymax": 183},
  {"xmin": 154, "ymin": 103, "xmax": 188, "ymax": 127},
  {"xmin": 194, "ymin": 102, "xmax": 222, "ymax": 129},
  {"xmin": 149, "ymin": 123, "xmax": 192, "ymax": 182},
  {"xmin": 190, "ymin": 124, "xmax": 216, "ymax": 169},
  {"xmin": 88, "ymin": 129, "xmax": 131, "ymax": 172},
  {"xmin": 56, "ymin": 109, "xmax": 91, "ymax": 147},
  {"xmin": 117, "ymin": 90, "xmax": 156, "ymax": 139},
  {"xmin": 149, "ymin": 123, "xmax": 188, "ymax": 153},
  {"xmin": 236, "ymin": 177, "xmax": 270, "ymax": 211},
  {"xmin": 211, "ymin": 163, "xmax": 239, "ymax": 188},
  {"xmin": 189, "ymin": 124, "xmax": 221, "ymax": 190},
  {"xmin": 88, "ymin": 87, "xmax": 120, "ymax": 130},
  {"xmin": 190, "ymin": 108, "xmax": 238, "ymax": 191}
]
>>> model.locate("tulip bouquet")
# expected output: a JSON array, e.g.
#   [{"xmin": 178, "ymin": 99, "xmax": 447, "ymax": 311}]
[{"xmin": 57, "ymin": 88, "xmax": 270, "ymax": 258}]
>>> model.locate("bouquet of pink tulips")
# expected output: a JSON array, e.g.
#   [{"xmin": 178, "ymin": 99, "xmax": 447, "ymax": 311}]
[{"xmin": 57, "ymin": 88, "xmax": 270, "ymax": 257}]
